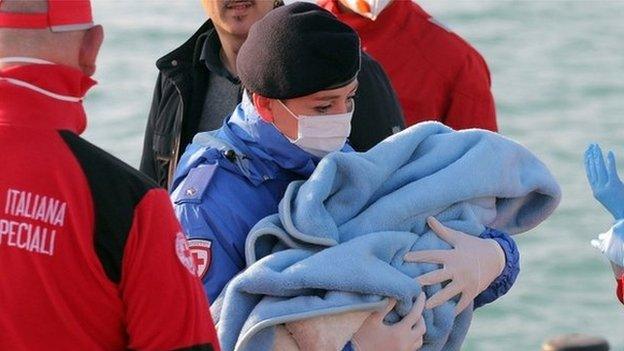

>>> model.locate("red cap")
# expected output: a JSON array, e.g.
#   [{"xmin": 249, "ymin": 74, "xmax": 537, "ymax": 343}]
[{"xmin": 0, "ymin": 0, "xmax": 93, "ymax": 32}]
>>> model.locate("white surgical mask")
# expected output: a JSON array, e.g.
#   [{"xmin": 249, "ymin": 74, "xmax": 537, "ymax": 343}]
[
  {"xmin": 278, "ymin": 100, "xmax": 354, "ymax": 158},
  {"xmin": 0, "ymin": 56, "xmax": 85, "ymax": 102},
  {"xmin": 342, "ymin": 0, "xmax": 392, "ymax": 20}
]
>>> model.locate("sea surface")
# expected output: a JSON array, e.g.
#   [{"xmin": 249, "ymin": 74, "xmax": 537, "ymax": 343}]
[{"xmin": 87, "ymin": 1, "xmax": 624, "ymax": 350}]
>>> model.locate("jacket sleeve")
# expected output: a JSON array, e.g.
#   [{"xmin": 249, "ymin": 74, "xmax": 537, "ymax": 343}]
[
  {"xmin": 349, "ymin": 52, "xmax": 405, "ymax": 152},
  {"xmin": 139, "ymin": 73, "xmax": 163, "ymax": 182},
  {"xmin": 473, "ymin": 227, "xmax": 520, "ymax": 309},
  {"xmin": 120, "ymin": 189, "xmax": 220, "ymax": 351},
  {"xmin": 444, "ymin": 51, "xmax": 498, "ymax": 132},
  {"xmin": 175, "ymin": 200, "xmax": 246, "ymax": 302}
]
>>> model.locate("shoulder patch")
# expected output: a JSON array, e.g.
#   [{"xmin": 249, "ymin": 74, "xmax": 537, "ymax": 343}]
[
  {"xmin": 173, "ymin": 163, "xmax": 218, "ymax": 204},
  {"xmin": 188, "ymin": 238, "xmax": 213, "ymax": 280},
  {"xmin": 176, "ymin": 232, "xmax": 198, "ymax": 276}
]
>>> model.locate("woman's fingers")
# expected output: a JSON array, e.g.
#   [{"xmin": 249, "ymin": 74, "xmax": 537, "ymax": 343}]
[
  {"xmin": 454, "ymin": 293, "xmax": 472, "ymax": 316},
  {"xmin": 425, "ymin": 281, "xmax": 460, "ymax": 309},
  {"xmin": 401, "ymin": 292, "xmax": 425, "ymax": 327},
  {"xmin": 405, "ymin": 250, "xmax": 451, "ymax": 265},
  {"xmin": 411, "ymin": 316, "xmax": 426, "ymax": 350},
  {"xmin": 417, "ymin": 268, "xmax": 452, "ymax": 286},
  {"xmin": 426, "ymin": 217, "xmax": 458, "ymax": 246}
]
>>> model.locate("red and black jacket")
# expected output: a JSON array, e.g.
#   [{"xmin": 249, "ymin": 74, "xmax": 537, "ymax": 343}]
[{"xmin": 0, "ymin": 63, "xmax": 219, "ymax": 350}]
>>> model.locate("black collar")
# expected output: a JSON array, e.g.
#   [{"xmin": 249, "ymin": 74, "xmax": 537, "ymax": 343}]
[
  {"xmin": 156, "ymin": 20, "xmax": 215, "ymax": 75},
  {"xmin": 199, "ymin": 28, "xmax": 239, "ymax": 83}
]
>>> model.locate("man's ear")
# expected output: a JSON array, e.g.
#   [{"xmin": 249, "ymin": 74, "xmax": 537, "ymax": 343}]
[
  {"xmin": 252, "ymin": 93, "xmax": 275, "ymax": 122},
  {"xmin": 79, "ymin": 25, "xmax": 104, "ymax": 77}
]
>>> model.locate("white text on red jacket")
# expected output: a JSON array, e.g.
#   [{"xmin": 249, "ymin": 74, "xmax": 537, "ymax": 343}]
[{"xmin": 0, "ymin": 189, "xmax": 66, "ymax": 256}]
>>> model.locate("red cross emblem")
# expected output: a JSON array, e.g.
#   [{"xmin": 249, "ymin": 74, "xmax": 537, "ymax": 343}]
[{"xmin": 187, "ymin": 239, "xmax": 213, "ymax": 280}]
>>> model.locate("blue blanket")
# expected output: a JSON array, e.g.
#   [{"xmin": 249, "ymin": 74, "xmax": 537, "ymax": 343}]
[{"xmin": 212, "ymin": 122, "xmax": 561, "ymax": 351}]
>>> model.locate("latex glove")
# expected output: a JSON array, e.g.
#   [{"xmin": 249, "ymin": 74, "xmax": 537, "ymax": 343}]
[
  {"xmin": 591, "ymin": 220, "xmax": 624, "ymax": 269},
  {"xmin": 352, "ymin": 293, "xmax": 426, "ymax": 351},
  {"xmin": 404, "ymin": 217, "xmax": 505, "ymax": 315},
  {"xmin": 584, "ymin": 144, "xmax": 624, "ymax": 220}
]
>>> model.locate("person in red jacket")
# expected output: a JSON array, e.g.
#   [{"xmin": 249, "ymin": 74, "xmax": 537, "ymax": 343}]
[
  {"xmin": 0, "ymin": 1, "xmax": 219, "ymax": 349},
  {"xmin": 319, "ymin": 0, "xmax": 498, "ymax": 131}
]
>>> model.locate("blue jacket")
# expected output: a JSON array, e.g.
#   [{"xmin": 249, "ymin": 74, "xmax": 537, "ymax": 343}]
[{"xmin": 170, "ymin": 95, "xmax": 519, "ymax": 306}]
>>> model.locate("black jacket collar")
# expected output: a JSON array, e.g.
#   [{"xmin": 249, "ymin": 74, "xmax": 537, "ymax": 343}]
[{"xmin": 155, "ymin": 20, "xmax": 216, "ymax": 79}]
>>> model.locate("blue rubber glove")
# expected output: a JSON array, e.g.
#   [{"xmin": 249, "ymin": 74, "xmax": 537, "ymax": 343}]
[
  {"xmin": 584, "ymin": 144, "xmax": 624, "ymax": 220},
  {"xmin": 591, "ymin": 220, "xmax": 624, "ymax": 268}
]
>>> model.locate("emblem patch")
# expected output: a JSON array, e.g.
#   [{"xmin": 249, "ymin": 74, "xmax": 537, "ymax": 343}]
[
  {"xmin": 175, "ymin": 232, "xmax": 197, "ymax": 276},
  {"xmin": 188, "ymin": 239, "xmax": 213, "ymax": 279}
]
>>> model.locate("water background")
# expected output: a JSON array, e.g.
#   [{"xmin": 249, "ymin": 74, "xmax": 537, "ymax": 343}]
[{"xmin": 87, "ymin": 1, "xmax": 624, "ymax": 350}]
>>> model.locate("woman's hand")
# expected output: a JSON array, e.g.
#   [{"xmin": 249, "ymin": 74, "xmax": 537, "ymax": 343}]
[
  {"xmin": 352, "ymin": 293, "xmax": 426, "ymax": 351},
  {"xmin": 404, "ymin": 217, "xmax": 505, "ymax": 315}
]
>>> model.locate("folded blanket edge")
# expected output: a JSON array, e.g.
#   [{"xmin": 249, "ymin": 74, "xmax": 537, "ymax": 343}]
[{"xmin": 234, "ymin": 299, "xmax": 389, "ymax": 351}]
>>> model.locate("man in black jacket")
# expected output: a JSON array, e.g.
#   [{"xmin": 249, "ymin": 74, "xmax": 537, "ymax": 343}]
[{"xmin": 140, "ymin": 0, "xmax": 404, "ymax": 188}]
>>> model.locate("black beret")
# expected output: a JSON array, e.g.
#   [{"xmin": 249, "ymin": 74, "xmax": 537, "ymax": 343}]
[{"xmin": 237, "ymin": 2, "xmax": 361, "ymax": 100}]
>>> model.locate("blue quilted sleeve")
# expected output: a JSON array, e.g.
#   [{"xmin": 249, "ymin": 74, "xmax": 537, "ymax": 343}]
[{"xmin": 474, "ymin": 227, "xmax": 520, "ymax": 309}]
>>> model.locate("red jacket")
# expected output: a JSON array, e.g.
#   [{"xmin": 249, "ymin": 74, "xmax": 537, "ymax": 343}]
[
  {"xmin": 320, "ymin": 0, "xmax": 498, "ymax": 131},
  {"xmin": 617, "ymin": 275, "xmax": 623, "ymax": 305},
  {"xmin": 0, "ymin": 64, "xmax": 219, "ymax": 350}
]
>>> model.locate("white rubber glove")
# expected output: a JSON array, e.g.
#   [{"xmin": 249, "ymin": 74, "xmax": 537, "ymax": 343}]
[
  {"xmin": 404, "ymin": 217, "xmax": 505, "ymax": 315},
  {"xmin": 352, "ymin": 293, "xmax": 426, "ymax": 351},
  {"xmin": 591, "ymin": 220, "xmax": 624, "ymax": 270}
]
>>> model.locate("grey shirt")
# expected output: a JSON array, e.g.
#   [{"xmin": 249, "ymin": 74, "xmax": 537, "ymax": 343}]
[{"xmin": 198, "ymin": 29, "xmax": 242, "ymax": 131}]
